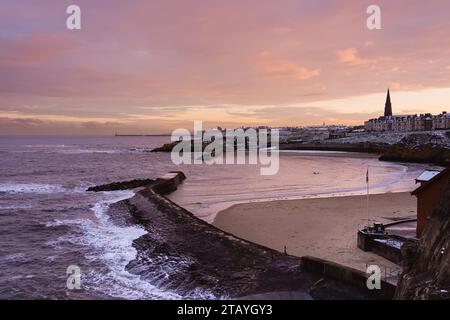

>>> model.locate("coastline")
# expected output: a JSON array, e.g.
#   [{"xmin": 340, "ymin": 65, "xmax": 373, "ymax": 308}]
[
  {"xmin": 213, "ymin": 192, "xmax": 417, "ymax": 272},
  {"xmin": 151, "ymin": 129, "xmax": 450, "ymax": 166},
  {"xmin": 94, "ymin": 172, "xmax": 381, "ymax": 299}
]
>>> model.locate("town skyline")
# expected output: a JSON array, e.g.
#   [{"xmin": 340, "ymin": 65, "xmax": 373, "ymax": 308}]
[{"xmin": 2, "ymin": 0, "xmax": 450, "ymax": 135}]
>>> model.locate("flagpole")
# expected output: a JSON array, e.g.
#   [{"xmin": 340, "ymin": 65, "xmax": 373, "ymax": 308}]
[{"xmin": 366, "ymin": 165, "xmax": 370, "ymax": 228}]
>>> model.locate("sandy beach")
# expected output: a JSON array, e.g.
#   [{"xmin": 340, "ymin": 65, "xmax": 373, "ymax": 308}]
[{"xmin": 213, "ymin": 192, "xmax": 417, "ymax": 271}]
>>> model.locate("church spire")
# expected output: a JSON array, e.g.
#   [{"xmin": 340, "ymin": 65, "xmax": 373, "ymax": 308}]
[{"xmin": 384, "ymin": 88, "xmax": 392, "ymax": 117}]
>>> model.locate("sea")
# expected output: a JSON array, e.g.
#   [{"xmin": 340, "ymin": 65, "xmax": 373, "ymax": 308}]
[{"xmin": 0, "ymin": 135, "xmax": 428, "ymax": 299}]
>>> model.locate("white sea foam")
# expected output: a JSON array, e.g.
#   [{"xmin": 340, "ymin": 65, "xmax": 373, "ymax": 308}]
[
  {"xmin": 24, "ymin": 144, "xmax": 67, "ymax": 148},
  {"xmin": 57, "ymin": 149, "xmax": 121, "ymax": 155},
  {"xmin": 49, "ymin": 191, "xmax": 186, "ymax": 299},
  {"xmin": 0, "ymin": 183, "xmax": 66, "ymax": 194},
  {"xmin": 0, "ymin": 253, "xmax": 26, "ymax": 263},
  {"xmin": 44, "ymin": 219, "xmax": 66, "ymax": 228},
  {"xmin": 0, "ymin": 204, "xmax": 33, "ymax": 210}
]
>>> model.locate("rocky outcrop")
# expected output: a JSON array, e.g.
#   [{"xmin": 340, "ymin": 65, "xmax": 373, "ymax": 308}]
[
  {"xmin": 151, "ymin": 171, "xmax": 186, "ymax": 195},
  {"xmin": 380, "ymin": 131, "xmax": 450, "ymax": 165},
  {"xmin": 280, "ymin": 142, "xmax": 389, "ymax": 153},
  {"xmin": 151, "ymin": 139, "xmax": 264, "ymax": 153},
  {"xmin": 395, "ymin": 181, "xmax": 450, "ymax": 300},
  {"xmin": 150, "ymin": 141, "xmax": 180, "ymax": 152},
  {"xmin": 86, "ymin": 179, "xmax": 156, "ymax": 192},
  {"xmin": 86, "ymin": 172, "xmax": 186, "ymax": 193},
  {"xmin": 150, "ymin": 140, "xmax": 210, "ymax": 153}
]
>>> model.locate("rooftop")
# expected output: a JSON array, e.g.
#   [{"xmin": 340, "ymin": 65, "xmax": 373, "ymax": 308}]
[
  {"xmin": 412, "ymin": 167, "xmax": 450, "ymax": 195},
  {"xmin": 415, "ymin": 169, "xmax": 442, "ymax": 183}
]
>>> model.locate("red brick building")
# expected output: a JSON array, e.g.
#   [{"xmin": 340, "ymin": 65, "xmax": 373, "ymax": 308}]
[{"xmin": 412, "ymin": 168, "xmax": 450, "ymax": 237}]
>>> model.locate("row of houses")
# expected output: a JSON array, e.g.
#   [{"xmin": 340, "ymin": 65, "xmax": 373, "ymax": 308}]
[
  {"xmin": 365, "ymin": 112, "xmax": 450, "ymax": 132},
  {"xmin": 276, "ymin": 125, "xmax": 350, "ymax": 143}
]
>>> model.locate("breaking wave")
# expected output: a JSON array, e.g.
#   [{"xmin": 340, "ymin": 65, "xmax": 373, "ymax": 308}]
[
  {"xmin": 0, "ymin": 183, "xmax": 66, "ymax": 194},
  {"xmin": 47, "ymin": 191, "xmax": 184, "ymax": 299}
]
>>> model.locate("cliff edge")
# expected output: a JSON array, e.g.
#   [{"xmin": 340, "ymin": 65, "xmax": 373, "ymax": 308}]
[
  {"xmin": 380, "ymin": 131, "xmax": 450, "ymax": 165},
  {"xmin": 395, "ymin": 180, "xmax": 450, "ymax": 300}
]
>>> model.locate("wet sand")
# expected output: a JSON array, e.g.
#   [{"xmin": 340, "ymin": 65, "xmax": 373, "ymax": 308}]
[{"xmin": 213, "ymin": 192, "xmax": 416, "ymax": 271}]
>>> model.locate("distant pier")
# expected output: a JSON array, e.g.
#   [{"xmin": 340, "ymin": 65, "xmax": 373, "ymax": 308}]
[{"xmin": 114, "ymin": 133, "xmax": 171, "ymax": 137}]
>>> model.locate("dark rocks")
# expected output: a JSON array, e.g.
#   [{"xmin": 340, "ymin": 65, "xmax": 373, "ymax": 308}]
[
  {"xmin": 151, "ymin": 139, "xmax": 262, "ymax": 153},
  {"xmin": 280, "ymin": 142, "xmax": 389, "ymax": 153},
  {"xmin": 280, "ymin": 131, "xmax": 450, "ymax": 166},
  {"xmin": 380, "ymin": 132, "xmax": 450, "ymax": 165},
  {"xmin": 150, "ymin": 141, "xmax": 180, "ymax": 152},
  {"xmin": 150, "ymin": 140, "xmax": 211, "ymax": 153},
  {"xmin": 152, "ymin": 171, "xmax": 186, "ymax": 195},
  {"xmin": 86, "ymin": 171, "xmax": 186, "ymax": 193},
  {"xmin": 86, "ymin": 179, "xmax": 155, "ymax": 192},
  {"xmin": 395, "ymin": 180, "xmax": 450, "ymax": 300}
]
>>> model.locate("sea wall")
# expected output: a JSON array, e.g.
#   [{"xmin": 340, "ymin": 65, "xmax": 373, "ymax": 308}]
[
  {"xmin": 86, "ymin": 172, "xmax": 400, "ymax": 299},
  {"xmin": 279, "ymin": 142, "xmax": 389, "ymax": 153},
  {"xmin": 86, "ymin": 179, "xmax": 156, "ymax": 192},
  {"xmin": 123, "ymin": 183, "xmax": 321, "ymax": 298},
  {"xmin": 88, "ymin": 172, "xmax": 382, "ymax": 299},
  {"xmin": 300, "ymin": 256, "xmax": 396, "ymax": 299}
]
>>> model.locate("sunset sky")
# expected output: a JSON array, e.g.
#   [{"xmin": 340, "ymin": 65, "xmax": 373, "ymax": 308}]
[{"xmin": 1, "ymin": 0, "xmax": 450, "ymax": 134}]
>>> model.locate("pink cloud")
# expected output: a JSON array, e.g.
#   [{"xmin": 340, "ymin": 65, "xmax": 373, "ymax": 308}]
[
  {"xmin": 336, "ymin": 48, "xmax": 375, "ymax": 66},
  {"xmin": 256, "ymin": 52, "xmax": 320, "ymax": 80},
  {"xmin": 1, "ymin": 0, "xmax": 450, "ymax": 133}
]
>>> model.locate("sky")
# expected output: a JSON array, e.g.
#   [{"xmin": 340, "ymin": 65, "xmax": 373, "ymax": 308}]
[{"xmin": 1, "ymin": 0, "xmax": 450, "ymax": 135}]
